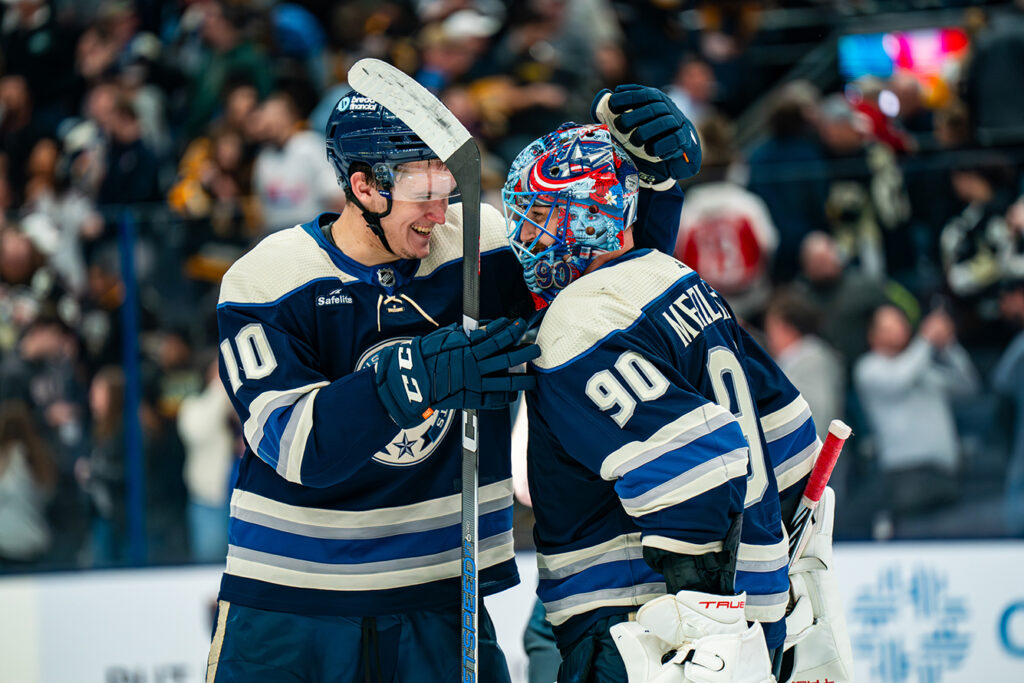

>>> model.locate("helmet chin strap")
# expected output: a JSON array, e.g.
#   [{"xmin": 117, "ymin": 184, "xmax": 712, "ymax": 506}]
[{"xmin": 348, "ymin": 190, "xmax": 396, "ymax": 256}]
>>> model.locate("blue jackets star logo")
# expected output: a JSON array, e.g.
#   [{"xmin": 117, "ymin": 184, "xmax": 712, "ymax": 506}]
[{"xmin": 395, "ymin": 433, "xmax": 416, "ymax": 458}]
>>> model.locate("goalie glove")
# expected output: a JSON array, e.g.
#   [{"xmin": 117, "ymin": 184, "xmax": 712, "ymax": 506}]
[
  {"xmin": 374, "ymin": 317, "xmax": 539, "ymax": 429},
  {"xmin": 591, "ymin": 84, "xmax": 702, "ymax": 191},
  {"xmin": 783, "ymin": 487, "xmax": 854, "ymax": 683},
  {"xmin": 610, "ymin": 591, "xmax": 773, "ymax": 683}
]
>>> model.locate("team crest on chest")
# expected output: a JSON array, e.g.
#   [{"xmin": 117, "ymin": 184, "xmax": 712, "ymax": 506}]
[{"xmin": 356, "ymin": 338, "xmax": 454, "ymax": 466}]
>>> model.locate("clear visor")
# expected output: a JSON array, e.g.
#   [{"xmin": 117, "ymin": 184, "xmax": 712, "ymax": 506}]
[{"xmin": 386, "ymin": 162, "xmax": 461, "ymax": 202}]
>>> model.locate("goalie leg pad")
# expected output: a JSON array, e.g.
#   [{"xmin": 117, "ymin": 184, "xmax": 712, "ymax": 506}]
[{"xmin": 784, "ymin": 487, "xmax": 854, "ymax": 682}]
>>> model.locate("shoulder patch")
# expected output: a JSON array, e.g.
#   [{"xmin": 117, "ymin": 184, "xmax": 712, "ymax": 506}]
[
  {"xmin": 535, "ymin": 251, "xmax": 693, "ymax": 370},
  {"xmin": 219, "ymin": 227, "xmax": 356, "ymax": 305},
  {"xmin": 415, "ymin": 203, "xmax": 510, "ymax": 278}
]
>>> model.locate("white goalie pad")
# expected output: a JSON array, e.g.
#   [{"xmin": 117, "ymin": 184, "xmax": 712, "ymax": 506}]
[
  {"xmin": 610, "ymin": 591, "xmax": 774, "ymax": 683},
  {"xmin": 784, "ymin": 487, "xmax": 854, "ymax": 682}
]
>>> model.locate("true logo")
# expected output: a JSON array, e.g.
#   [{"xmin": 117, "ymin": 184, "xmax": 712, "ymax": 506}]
[{"xmin": 356, "ymin": 339, "xmax": 454, "ymax": 467}]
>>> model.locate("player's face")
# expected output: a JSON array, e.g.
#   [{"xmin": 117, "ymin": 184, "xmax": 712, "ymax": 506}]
[
  {"xmin": 517, "ymin": 204, "xmax": 560, "ymax": 254},
  {"xmin": 377, "ymin": 160, "xmax": 456, "ymax": 260},
  {"xmin": 379, "ymin": 195, "xmax": 449, "ymax": 260}
]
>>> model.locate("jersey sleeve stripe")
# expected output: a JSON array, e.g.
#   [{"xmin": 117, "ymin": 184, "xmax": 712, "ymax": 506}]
[
  {"xmin": 736, "ymin": 556, "xmax": 789, "ymax": 572},
  {"xmin": 599, "ymin": 404, "xmax": 735, "ymax": 480},
  {"xmin": 618, "ymin": 447, "xmax": 748, "ymax": 517},
  {"xmin": 543, "ymin": 584, "xmax": 667, "ymax": 627},
  {"xmin": 224, "ymin": 530, "xmax": 513, "ymax": 591},
  {"xmin": 738, "ymin": 536, "xmax": 788, "ymax": 562},
  {"xmin": 231, "ymin": 479, "xmax": 513, "ymax": 529},
  {"xmin": 243, "ymin": 382, "xmax": 330, "ymax": 460},
  {"xmin": 759, "ymin": 396, "xmax": 812, "ymax": 442},
  {"xmin": 773, "ymin": 437, "xmax": 819, "ymax": 492},
  {"xmin": 276, "ymin": 389, "xmax": 319, "ymax": 484},
  {"xmin": 537, "ymin": 533, "xmax": 644, "ymax": 578},
  {"xmin": 640, "ymin": 536, "xmax": 724, "ymax": 555}
]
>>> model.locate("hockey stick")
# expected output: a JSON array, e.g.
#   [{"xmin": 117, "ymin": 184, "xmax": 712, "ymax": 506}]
[
  {"xmin": 770, "ymin": 419, "xmax": 851, "ymax": 679},
  {"xmin": 348, "ymin": 58, "xmax": 482, "ymax": 682}
]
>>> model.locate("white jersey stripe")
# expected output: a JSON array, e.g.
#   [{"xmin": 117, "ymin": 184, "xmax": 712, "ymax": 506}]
[
  {"xmin": 544, "ymin": 584, "xmax": 667, "ymax": 627},
  {"xmin": 537, "ymin": 533, "xmax": 643, "ymax": 572},
  {"xmin": 244, "ymin": 382, "xmax": 329, "ymax": 460},
  {"xmin": 230, "ymin": 479, "xmax": 513, "ymax": 530},
  {"xmin": 276, "ymin": 388, "xmax": 319, "ymax": 484},
  {"xmin": 620, "ymin": 448, "xmax": 749, "ymax": 517},
  {"xmin": 225, "ymin": 531, "xmax": 513, "ymax": 591},
  {"xmin": 600, "ymin": 404, "xmax": 735, "ymax": 480},
  {"xmin": 641, "ymin": 536, "xmax": 723, "ymax": 556},
  {"xmin": 759, "ymin": 396, "xmax": 812, "ymax": 442},
  {"xmin": 774, "ymin": 439, "xmax": 819, "ymax": 492}
]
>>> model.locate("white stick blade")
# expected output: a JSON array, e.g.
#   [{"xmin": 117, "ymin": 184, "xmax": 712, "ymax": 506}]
[{"xmin": 347, "ymin": 58, "xmax": 470, "ymax": 162}]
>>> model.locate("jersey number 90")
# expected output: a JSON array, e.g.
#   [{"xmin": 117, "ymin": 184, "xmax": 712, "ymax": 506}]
[{"xmin": 585, "ymin": 348, "xmax": 768, "ymax": 507}]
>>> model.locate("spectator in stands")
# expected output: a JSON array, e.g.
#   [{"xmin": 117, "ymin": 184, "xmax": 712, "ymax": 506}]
[
  {"xmin": 963, "ymin": 3, "xmax": 1024, "ymax": 143},
  {"xmin": 75, "ymin": 365, "xmax": 129, "ymax": 567},
  {"xmin": 746, "ymin": 81, "xmax": 829, "ymax": 283},
  {"xmin": 184, "ymin": 0, "xmax": 272, "ymax": 139},
  {"xmin": 994, "ymin": 280, "xmax": 1024, "ymax": 536},
  {"xmin": 793, "ymin": 231, "xmax": 897, "ymax": 369},
  {"xmin": 177, "ymin": 354, "xmax": 236, "ymax": 562},
  {"xmin": 252, "ymin": 91, "xmax": 344, "ymax": 233},
  {"xmin": 816, "ymin": 93, "xmax": 912, "ymax": 281},
  {"xmin": 0, "ymin": 400, "xmax": 56, "ymax": 568},
  {"xmin": 764, "ymin": 289, "xmax": 844, "ymax": 441},
  {"xmin": 97, "ymin": 94, "xmax": 161, "ymax": 209},
  {"xmin": 854, "ymin": 305, "xmax": 979, "ymax": 537},
  {"xmin": 667, "ymin": 56, "xmax": 716, "ymax": 128},
  {"xmin": 0, "ymin": 75, "xmax": 46, "ymax": 207},
  {"xmin": 0, "ymin": 0, "xmax": 78, "ymax": 128},
  {"xmin": 675, "ymin": 116, "xmax": 777, "ymax": 320},
  {"xmin": 940, "ymin": 156, "xmax": 1019, "ymax": 346}
]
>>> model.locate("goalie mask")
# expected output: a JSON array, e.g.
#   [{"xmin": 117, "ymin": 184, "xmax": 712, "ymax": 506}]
[{"xmin": 502, "ymin": 123, "xmax": 639, "ymax": 308}]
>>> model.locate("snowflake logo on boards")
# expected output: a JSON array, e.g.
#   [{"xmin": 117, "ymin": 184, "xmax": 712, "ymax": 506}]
[
  {"xmin": 849, "ymin": 565, "xmax": 970, "ymax": 682},
  {"xmin": 355, "ymin": 338, "xmax": 454, "ymax": 467}
]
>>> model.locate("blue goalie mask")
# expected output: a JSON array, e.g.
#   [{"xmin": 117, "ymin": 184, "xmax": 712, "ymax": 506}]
[{"xmin": 501, "ymin": 123, "xmax": 640, "ymax": 308}]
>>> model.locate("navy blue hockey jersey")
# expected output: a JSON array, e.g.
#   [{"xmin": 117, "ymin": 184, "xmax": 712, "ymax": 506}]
[
  {"xmin": 526, "ymin": 249, "xmax": 819, "ymax": 650},
  {"xmin": 215, "ymin": 203, "xmax": 530, "ymax": 616}
]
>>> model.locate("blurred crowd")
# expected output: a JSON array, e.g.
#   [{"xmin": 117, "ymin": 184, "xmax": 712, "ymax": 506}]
[{"xmin": 2, "ymin": 0, "xmax": 1024, "ymax": 572}]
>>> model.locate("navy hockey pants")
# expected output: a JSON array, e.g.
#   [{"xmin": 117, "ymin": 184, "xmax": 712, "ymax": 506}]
[
  {"xmin": 206, "ymin": 600, "xmax": 511, "ymax": 682},
  {"xmin": 556, "ymin": 613, "xmax": 631, "ymax": 683}
]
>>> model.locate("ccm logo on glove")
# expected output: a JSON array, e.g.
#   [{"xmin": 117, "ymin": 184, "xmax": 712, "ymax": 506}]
[{"xmin": 396, "ymin": 346, "xmax": 424, "ymax": 404}]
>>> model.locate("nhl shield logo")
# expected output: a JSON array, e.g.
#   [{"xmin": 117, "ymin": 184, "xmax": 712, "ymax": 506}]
[
  {"xmin": 377, "ymin": 266, "xmax": 397, "ymax": 288},
  {"xmin": 356, "ymin": 338, "xmax": 455, "ymax": 466}
]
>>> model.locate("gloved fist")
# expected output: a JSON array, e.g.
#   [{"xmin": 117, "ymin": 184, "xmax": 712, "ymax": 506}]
[
  {"xmin": 592, "ymin": 84, "xmax": 702, "ymax": 190},
  {"xmin": 374, "ymin": 317, "xmax": 539, "ymax": 429}
]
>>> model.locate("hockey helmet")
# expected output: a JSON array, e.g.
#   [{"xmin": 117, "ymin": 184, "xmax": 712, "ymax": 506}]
[
  {"xmin": 325, "ymin": 91, "xmax": 459, "ymax": 203},
  {"xmin": 501, "ymin": 123, "xmax": 639, "ymax": 307}
]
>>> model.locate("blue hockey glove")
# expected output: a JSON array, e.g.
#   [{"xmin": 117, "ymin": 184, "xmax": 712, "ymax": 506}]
[
  {"xmin": 374, "ymin": 317, "xmax": 540, "ymax": 429},
  {"xmin": 591, "ymin": 84, "xmax": 702, "ymax": 190}
]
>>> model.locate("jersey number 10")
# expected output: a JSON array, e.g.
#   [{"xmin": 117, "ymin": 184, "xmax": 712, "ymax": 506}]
[{"xmin": 585, "ymin": 348, "xmax": 768, "ymax": 507}]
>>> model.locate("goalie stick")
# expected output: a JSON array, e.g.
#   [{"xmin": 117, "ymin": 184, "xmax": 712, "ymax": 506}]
[
  {"xmin": 348, "ymin": 58, "xmax": 483, "ymax": 682},
  {"xmin": 770, "ymin": 419, "xmax": 851, "ymax": 679}
]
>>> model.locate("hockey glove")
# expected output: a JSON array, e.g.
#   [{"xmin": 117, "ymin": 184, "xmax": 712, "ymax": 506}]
[
  {"xmin": 374, "ymin": 317, "xmax": 539, "ymax": 429},
  {"xmin": 591, "ymin": 84, "xmax": 702, "ymax": 191},
  {"xmin": 783, "ymin": 486, "xmax": 854, "ymax": 682},
  {"xmin": 610, "ymin": 590, "xmax": 773, "ymax": 683}
]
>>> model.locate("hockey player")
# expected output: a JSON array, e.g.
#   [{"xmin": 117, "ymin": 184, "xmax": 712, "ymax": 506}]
[
  {"xmin": 502, "ymin": 123, "xmax": 831, "ymax": 682},
  {"xmin": 206, "ymin": 92, "xmax": 541, "ymax": 682}
]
